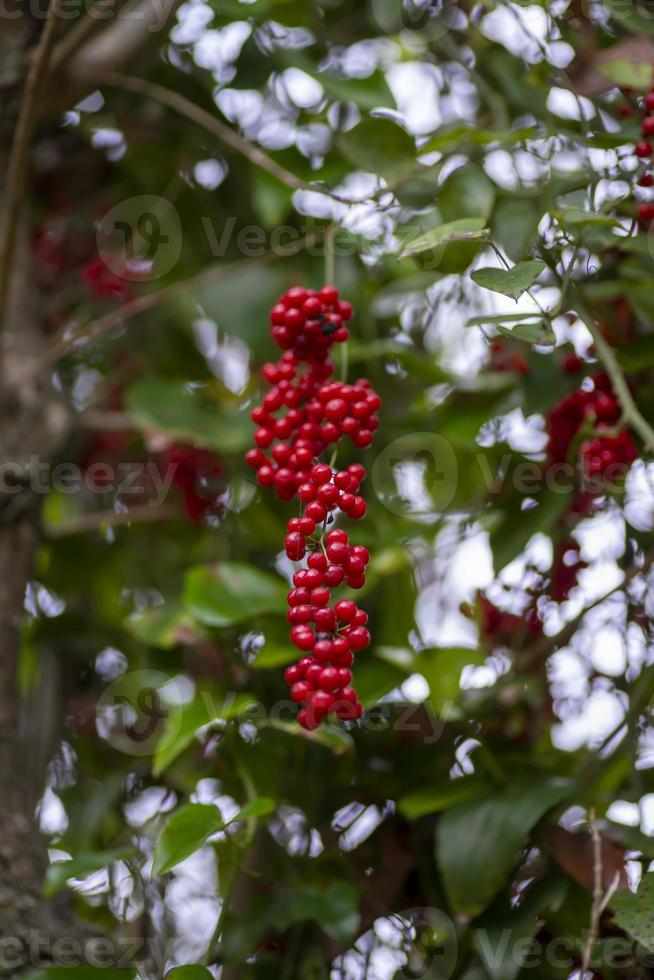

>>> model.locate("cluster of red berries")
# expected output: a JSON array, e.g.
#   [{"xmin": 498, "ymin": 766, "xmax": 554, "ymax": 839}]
[
  {"xmin": 246, "ymin": 286, "xmax": 381, "ymax": 730},
  {"xmin": 546, "ymin": 372, "xmax": 637, "ymax": 477},
  {"xmin": 617, "ymin": 88, "xmax": 654, "ymax": 224}
]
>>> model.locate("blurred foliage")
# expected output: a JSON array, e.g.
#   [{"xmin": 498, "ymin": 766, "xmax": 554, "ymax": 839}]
[{"xmin": 24, "ymin": 0, "xmax": 654, "ymax": 976}]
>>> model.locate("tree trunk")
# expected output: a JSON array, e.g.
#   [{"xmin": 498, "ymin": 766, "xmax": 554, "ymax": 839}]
[{"xmin": 0, "ymin": 13, "xmax": 72, "ymax": 975}]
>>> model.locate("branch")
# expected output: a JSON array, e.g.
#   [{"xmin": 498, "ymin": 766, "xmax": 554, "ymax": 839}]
[
  {"xmin": 521, "ymin": 549, "xmax": 654, "ymax": 668},
  {"xmin": 39, "ymin": 232, "xmax": 321, "ymax": 369},
  {"xmin": 64, "ymin": 0, "xmax": 183, "ymax": 83},
  {"xmin": 45, "ymin": 503, "xmax": 176, "ymax": 537},
  {"xmin": 572, "ymin": 290, "xmax": 654, "ymax": 451},
  {"xmin": 88, "ymin": 71, "xmax": 362, "ymax": 205},
  {"xmin": 91, "ymin": 70, "xmax": 309, "ymax": 193},
  {"xmin": 0, "ymin": 0, "xmax": 62, "ymax": 329},
  {"xmin": 49, "ymin": 0, "xmax": 130, "ymax": 71}
]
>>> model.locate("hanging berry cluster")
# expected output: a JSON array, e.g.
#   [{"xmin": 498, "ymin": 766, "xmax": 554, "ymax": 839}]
[
  {"xmin": 617, "ymin": 87, "xmax": 654, "ymax": 223},
  {"xmin": 546, "ymin": 371, "xmax": 637, "ymax": 478},
  {"xmin": 245, "ymin": 286, "xmax": 381, "ymax": 730}
]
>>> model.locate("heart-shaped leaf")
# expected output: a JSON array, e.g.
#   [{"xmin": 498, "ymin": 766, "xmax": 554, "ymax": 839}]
[{"xmin": 471, "ymin": 260, "xmax": 546, "ymax": 301}]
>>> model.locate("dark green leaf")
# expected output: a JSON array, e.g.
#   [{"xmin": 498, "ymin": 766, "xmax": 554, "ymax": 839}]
[
  {"xmin": 340, "ymin": 117, "xmax": 415, "ymax": 180},
  {"xmin": 125, "ymin": 379, "xmax": 250, "ymax": 453},
  {"xmin": 183, "ymin": 562, "xmax": 287, "ymax": 627},
  {"xmin": 153, "ymin": 803, "xmax": 226, "ymax": 874},
  {"xmin": 437, "ymin": 777, "xmax": 571, "ymax": 916}
]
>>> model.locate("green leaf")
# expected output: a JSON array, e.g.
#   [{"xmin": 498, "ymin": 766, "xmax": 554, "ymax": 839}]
[
  {"xmin": 128, "ymin": 602, "xmax": 205, "ymax": 649},
  {"xmin": 183, "ymin": 562, "xmax": 287, "ymax": 627},
  {"xmin": 252, "ymin": 641, "xmax": 297, "ymax": 668},
  {"xmin": 399, "ymin": 218, "xmax": 488, "ymax": 258},
  {"xmin": 125, "ymin": 379, "xmax": 250, "ymax": 453},
  {"xmin": 272, "ymin": 881, "xmax": 360, "ymax": 943},
  {"xmin": 153, "ymin": 798, "xmax": 273, "ymax": 875},
  {"xmin": 398, "ymin": 778, "xmax": 491, "ymax": 819},
  {"xmin": 153, "ymin": 692, "xmax": 258, "ymax": 776},
  {"xmin": 471, "ymin": 261, "xmax": 546, "ymax": 301},
  {"xmin": 340, "ymin": 117, "xmax": 415, "ymax": 180},
  {"xmin": 612, "ymin": 872, "xmax": 654, "ymax": 952},
  {"xmin": 153, "ymin": 803, "xmax": 226, "ymax": 874},
  {"xmin": 599, "ymin": 59, "xmax": 654, "ymax": 90},
  {"xmin": 44, "ymin": 847, "xmax": 136, "ymax": 898},
  {"xmin": 417, "ymin": 648, "xmax": 486, "ymax": 715},
  {"xmin": 436, "ymin": 777, "xmax": 571, "ymax": 916},
  {"xmin": 474, "ymin": 876, "xmax": 568, "ymax": 980},
  {"xmin": 496, "ymin": 319, "xmax": 556, "ymax": 345},
  {"xmin": 554, "ymin": 207, "xmax": 621, "ymax": 228},
  {"xmin": 234, "ymin": 797, "xmax": 276, "ymax": 821},
  {"xmin": 165, "ymin": 969, "xmax": 214, "ymax": 980},
  {"xmin": 492, "ymin": 197, "xmax": 541, "ymax": 261},
  {"xmin": 438, "ymin": 165, "xmax": 496, "ymax": 222}
]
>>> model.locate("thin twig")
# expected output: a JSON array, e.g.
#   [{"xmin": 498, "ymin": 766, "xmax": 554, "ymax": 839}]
[
  {"xmin": 521, "ymin": 550, "xmax": 654, "ymax": 668},
  {"xmin": 0, "ymin": 0, "xmax": 62, "ymax": 328},
  {"xmin": 572, "ymin": 290, "xmax": 654, "ymax": 450},
  {"xmin": 40, "ymin": 232, "xmax": 321, "ymax": 369},
  {"xmin": 49, "ymin": 0, "xmax": 129, "ymax": 70},
  {"xmin": 581, "ymin": 808, "xmax": 603, "ymax": 976},
  {"xmin": 92, "ymin": 71, "xmax": 310, "ymax": 193},
  {"xmin": 45, "ymin": 504, "xmax": 177, "ymax": 537}
]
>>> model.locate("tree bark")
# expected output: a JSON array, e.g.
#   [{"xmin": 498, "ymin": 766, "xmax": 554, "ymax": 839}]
[{"xmin": 0, "ymin": 13, "xmax": 72, "ymax": 976}]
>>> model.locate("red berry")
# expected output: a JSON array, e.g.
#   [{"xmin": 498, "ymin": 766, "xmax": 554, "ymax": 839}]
[
  {"xmin": 318, "ymin": 667, "xmax": 340, "ymax": 691},
  {"xmin": 290, "ymin": 681, "xmax": 313, "ymax": 703},
  {"xmin": 326, "ymin": 541, "xmax": 348, "ymax": 564},
  {"xmin": 311, "ymin": 463, "xmax": 332, "ymax": 485},
  {"xmin": 326, "ymin": 528, "xmax": 348, "ymax": 544},
  {"xmin": 348, "ymin": 627, "xmax": 371, "ymax": 650},
  {"xmin": 290, "ymin": 626, "xmax": 315, "ymax": 651},
  {"xmin": 644, "ymin": 117, "xmax": 654, "ymax": 137},
  {"xmin": 257, "ymin": 465, "xmax": 275, "ymax": 487},
  {"xmin": 636, "ymin": 140, "xmax": 653, "ymax": 157},
  {"xmin": 305, "ymin": 501, "xmax": 327, "ymax": 523},
  {"xmin": 335, "ymin": 599, "xmax": 357, "ymax": 622},
  {"xmin": 285, "ymin": 532, "xmax": 305, "ymax": 561},
  {"xmin": 638, "ymin": 202, "xmax": 654, "ymax": 223},
  {"xmin": 323, "ymin": 565, "xmax": 345, "ymax": 587},
  {"xmin": 284, "ymin": 663, "xmax": 303, "ymax": 684}
]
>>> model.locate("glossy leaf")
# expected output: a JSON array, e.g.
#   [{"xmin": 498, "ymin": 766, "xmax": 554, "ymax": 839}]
[
  {"xmin": 183, "ymin": 562, "xmax": 287, "ymax": 627},
  {"xmin": 436, "ymin": 777, "xmax": 571, "ymax": 916},
  {"xmin": 471, "ymin": 261, "xmax": 546, "ymax": 301}
]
